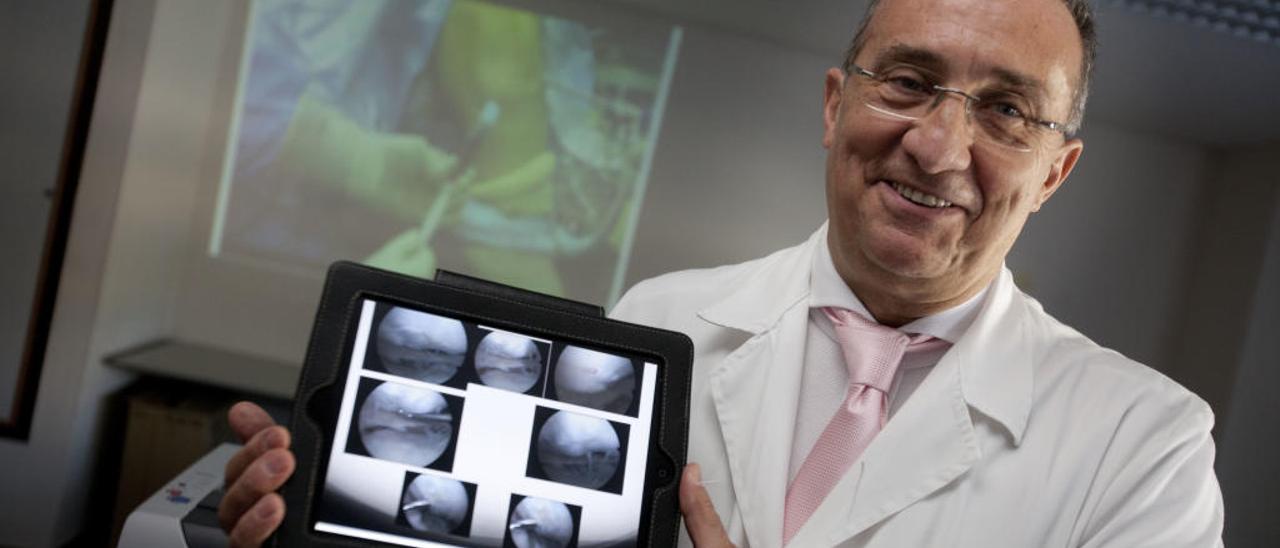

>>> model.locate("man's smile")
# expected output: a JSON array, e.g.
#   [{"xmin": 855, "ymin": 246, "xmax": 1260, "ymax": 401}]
[
  {"xmin": 888, "ymin": 180, "xmax": 952, "ymax": 208},
  {"xmin": 871, "ymin": 178, "xmax": 970, "ymax": 224}
]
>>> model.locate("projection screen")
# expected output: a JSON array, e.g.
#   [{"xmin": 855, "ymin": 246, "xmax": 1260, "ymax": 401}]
[{"xmin": 210, "ymin": 0, "xmax": 681, "ymax": 305}]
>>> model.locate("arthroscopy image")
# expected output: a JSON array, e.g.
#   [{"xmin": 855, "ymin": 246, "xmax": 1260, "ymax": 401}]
[
  {"xmin": 212, "ymin": 0, "xmax": 682, "ymax": 306},
  {"xmin": 396, "ymin": 473, "xmax": 477, "ymax": 537},
  {"xmin": 348, "ymin": 379, "xmax": 464, "ymax": 471},
  {"xmin": 503, "ymin": 495, "xmax": 581, "ymax": 548},
  {"xmin": 550, "ymin": 345, "xmax": 639, "ymax": 416},
  {"xmin": 527, "ymin": 408, "xmax": 629, "ymax": 494},
  {"xmin": 374, "ymin": 305, "xmax": 469, "ymax": 384},
  {"xmin": 475, "ymin": 330, "xmax": 550, "ymax": 394}
]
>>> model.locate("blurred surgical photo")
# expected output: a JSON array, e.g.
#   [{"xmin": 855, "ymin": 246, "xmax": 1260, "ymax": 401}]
[
  {"xmin": 503, "ymin": 495, "xmax": 581, "ymax": 548},
  {"xmin": 348, "ymin": 379, "xmax": 464, "ymax": 471},
  {"xmin": 550, "ymin": 345, "xmax": 638, "ymax": 416},
  {"xmin": 372, "ymin": 305, "xmax": 469, "ymax": 385},
  {"xmin": 212, "ymin": 0, "xmax": 681, "ymax": 305},
  {"xmin": 396, "ymin": 472, "xmax": 477, "ymax": 538},
  {"xmin": 527, "ymin": 408, "xmax": 628, "ymax": 494},
  {"xmin": 475, "ymin": 330, "xmax": 550, "ymax": 394}
]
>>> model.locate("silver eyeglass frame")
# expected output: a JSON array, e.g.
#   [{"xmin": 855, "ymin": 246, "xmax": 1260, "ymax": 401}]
[{"xmin": 848, "ymin": 64, "xmax": 1068, "ymax": 151}]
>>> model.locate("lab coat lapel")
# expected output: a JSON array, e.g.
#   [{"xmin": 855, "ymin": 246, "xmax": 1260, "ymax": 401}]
[
  {"xmin": 699, "ymin": 229, "xmax": 821, "ymax": 548},
  {"xmin": 791, "ymin": 267, "xmax": 1034, "ymax": 546},
  {"xmin": 694, "ymin": 229, "xmax": 1036, "ymax": 547},
  {"xmin": 710, "ymin": 307, "xmax": 809, "ymax": 548},
  {"xmin": 791, "ymin": 346, "xmax": 982, "ymax": 546}
]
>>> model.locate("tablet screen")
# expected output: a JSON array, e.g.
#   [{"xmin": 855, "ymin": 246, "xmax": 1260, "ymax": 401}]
[{"xmin": 312, "ymin": 299, "xmax": 659, "ymax": 547}]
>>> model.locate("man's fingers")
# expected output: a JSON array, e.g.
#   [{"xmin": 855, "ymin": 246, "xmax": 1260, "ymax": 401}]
[
  {"xmin": 228, "ymin": 492, "xmax": 286, "ymax": 548},
  {"xmin": 680, "ymin": 463, "xmax": 734, "ymax": 548},
  {"xmin": 219, "ymin": 448, "xmax": 295, "ymax": 533},
  {"xmin": 225, "ymin": 425, "xmax": 290, "ymax": 491},
  {"xmin": 228, "ymin": 401, "xmax": 277, "ymax": 443}
]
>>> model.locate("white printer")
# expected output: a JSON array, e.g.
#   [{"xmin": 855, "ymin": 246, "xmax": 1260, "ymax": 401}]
[{"xmin": 118, "ymin": 444, "xmax": 237, "ymax": 548}]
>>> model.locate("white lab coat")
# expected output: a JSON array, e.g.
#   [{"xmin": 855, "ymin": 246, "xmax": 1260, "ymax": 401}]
[{"xmin": 611, "ymin": 227, "xmax": 1224, "ymax": 548}]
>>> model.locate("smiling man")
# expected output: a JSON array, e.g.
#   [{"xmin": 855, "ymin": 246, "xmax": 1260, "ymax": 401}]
[
  {"xmin": 219, "ymin": 0, "xmax": 1224, "ymax": 546},
  {"xmin": 614, "ymin": 0, "xmax": 1222, "ymax": 545}
]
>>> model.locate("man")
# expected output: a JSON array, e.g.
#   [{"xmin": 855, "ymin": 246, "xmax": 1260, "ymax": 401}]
[{"xmin": 219, "ymin": 0, "xmax": 1225, "ymax": 545}]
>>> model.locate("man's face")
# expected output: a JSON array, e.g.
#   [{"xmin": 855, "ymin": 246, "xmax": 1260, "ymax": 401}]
[{"xmin": 823, "ymin": 0, "xmax": 1085, "ymax": 310}]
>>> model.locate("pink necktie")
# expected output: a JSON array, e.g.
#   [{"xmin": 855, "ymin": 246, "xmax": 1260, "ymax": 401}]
[{"xmin": 782, "ymin": 307, "xmax": 948, "ymax": 545}]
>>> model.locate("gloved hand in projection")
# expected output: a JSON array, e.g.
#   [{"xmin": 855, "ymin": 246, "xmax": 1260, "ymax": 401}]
[
  {"xmin": 463, "ymin": 150, "xmax": 556, "ymax": 217},
  {"xmin": 275, "ymin": 92, "xmax": 470, "ymax": 223},
  {"xmin": 364, "ymin": 226, "xmax": 436, "ymax": 279}
]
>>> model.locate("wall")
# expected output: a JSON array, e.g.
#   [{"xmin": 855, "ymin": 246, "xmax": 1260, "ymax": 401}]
[
  {"xmin": 0, "ymin": 0, "xmax": 98, "ymax": 544},
  {"xmin": 1217, "ymin": 169, "xmax": 1280, "ymax": 546},
  {"xmin": 1008, "ymin": 124, "xmax": 1210, "ymax": 369},
  {"xmin": 624, "ymin": 25, "xmax": 829, "ymax": 283},
  {"xmin": 0, "ymin": 0, "xmax": 88, "ymax": 432},
  {"xmin": 1163, "ymin": 143, "xmax": 1280, "ymax": 423},
  {"xmin": 0, "ymin": 0, "xmax": 183, "ymax": 545}
]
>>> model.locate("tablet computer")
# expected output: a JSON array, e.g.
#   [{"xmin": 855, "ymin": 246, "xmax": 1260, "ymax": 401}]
[{"xmin": 276, "ymin": 262, "xmax": 692, "ymax": 547}]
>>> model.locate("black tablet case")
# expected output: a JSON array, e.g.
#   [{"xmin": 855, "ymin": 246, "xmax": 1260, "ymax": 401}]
[{"xmin": 275, "ymin": 262, "xmax": 692, "ymax": 547}]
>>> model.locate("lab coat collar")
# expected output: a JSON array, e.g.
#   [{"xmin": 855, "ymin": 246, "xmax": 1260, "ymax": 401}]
[
  {"xmin": 694, "ymin": 226, "xmax": 1035, "ymax": 545},
  {"xmin": 697, "ymin": 227, "xmax": 820, "ymax": 547},
  {"xmin": 698, "ymin": 225, "xmax": 1032, "ymax": 446},
  {"xmin": 949, "ymin": 265, "xmax": 1033, "ymax": 446},
  {"xmin": 805, "ymin": 266, "xmax": 1033, "ymax": 545},
  {"xmin": 696, "ymin": 226, "xmax": 821, "ymax": 334}
]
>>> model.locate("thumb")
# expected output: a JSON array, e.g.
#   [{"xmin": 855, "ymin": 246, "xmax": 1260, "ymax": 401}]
[{"xmin": 680, "ymin": 463, "xmax": 734, "ymax": 547}]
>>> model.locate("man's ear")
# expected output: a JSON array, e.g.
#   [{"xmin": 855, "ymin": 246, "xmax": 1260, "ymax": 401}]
[
  {"xmin": 1033, "ymin": 137, "xmax": 1083, "ymax": 212},
  {"xmin": 822, "ymin": 67, "xmax": 847, "ymax": 149}
]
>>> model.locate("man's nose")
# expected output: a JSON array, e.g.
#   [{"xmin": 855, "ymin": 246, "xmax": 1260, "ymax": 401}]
[{"xmin": 901, "ymin": 95, "xmax": 974, "ymax": 174}]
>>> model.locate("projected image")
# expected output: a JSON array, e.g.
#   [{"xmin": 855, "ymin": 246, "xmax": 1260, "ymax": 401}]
[
  {"xmin": 503, "ymin": 495, "xmax": 581, "ymax": 548},
  {"xmin": 349, "ymin": 379, "xmax": 463, "ymax": 471},
  {"xmin": 375, "ymin": 306, "xmax": 469, "ymax": 384},
  {"xmin": 550, "ymin": 345, "xmax": 638, "ymax": 416},
  {"xmin": 396, "ymin": 473, "xmax": 476, "ymax": 537},
  {"xmin": 213, "ymin": 0, "xmax": 682, "ymax": 305},
  {"xmin": 475, "ymin": 330, "xmax": 549, "ymax": 394},
  {"xmin": 527, "ymin": 408, "xmax": 628, "ymax": 493}
]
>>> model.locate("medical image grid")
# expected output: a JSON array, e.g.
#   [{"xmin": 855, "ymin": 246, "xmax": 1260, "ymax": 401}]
[
  {"xmin": 346, "ymin": 377, "xmax": 465, "ymax": 472},
  {"xmin": 545, "ymin": 344, "xmax": 641, "ymax": 417},
  {"xmin": 526, "ymin": 407, "xmax": 630, "ymax": 494},
  {"xmin": 322, "ymin": 299, "xmax": 653, "ymax": 546},
  {"xmin": 395, "ymin": 472, "xmax": 479, "ymax": 539},
  {"xmin": 366, "ymin": 304, "xmax": 553, "ymax": 396},
  {"xmin": 503, "ymin": 495, "xmax": 582, "ymax": 548}
]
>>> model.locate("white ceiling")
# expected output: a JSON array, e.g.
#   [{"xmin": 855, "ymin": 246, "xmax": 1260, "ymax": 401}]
[{"xmin": 607, "ymin": 0, "xmax": 1280, "ymax": 147}]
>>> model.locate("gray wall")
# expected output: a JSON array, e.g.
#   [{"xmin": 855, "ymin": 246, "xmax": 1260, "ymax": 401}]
[
  {"xmin": 625, "ymin": 25, "xmax": 829, "ymax": 282},
  {"xmin": 0, "ymin": 1, "xmax": 149, "ymax": 545},
  {"xmin": 0, "ymin": 0, "xmax": 90, "ymax": 428},
  {"xmin": 1009, "ymin": 124, "xmax": 1210, "ymax": 369},
  {"xmin": 1218, "ymin": 176, "xmax": 1280, "ymax": 546},
  {"xmin": 1203, "ymin": 143, "xmax": 1274, "ymax": 545},
  {"xmin": 1164, "ymin": 144, "xmax": 1280, "ymax": 426}
]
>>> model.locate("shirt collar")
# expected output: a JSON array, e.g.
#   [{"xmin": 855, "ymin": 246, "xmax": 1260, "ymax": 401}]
[
  {"xmin": 698, "ymin": 222, "xmax": 1033, "ymax": 446},
  {"xmin": 809, "ymin": 232, "xmax": 989, "ymax": 343}
]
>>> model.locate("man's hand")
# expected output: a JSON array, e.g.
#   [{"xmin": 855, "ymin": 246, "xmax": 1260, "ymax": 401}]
[
  {"xmin": 680, "ymin": 463, "xmax": 736, "ymax": 547},
  {"xmin": 219, "ymin": 402, "xmax": 296, "ymax": 547}
]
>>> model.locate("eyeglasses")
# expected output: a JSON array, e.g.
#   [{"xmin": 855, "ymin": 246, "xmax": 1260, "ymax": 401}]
[{"xmin": 848, "ymin": 64, "xmax": 1068, "ymax": 153}]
